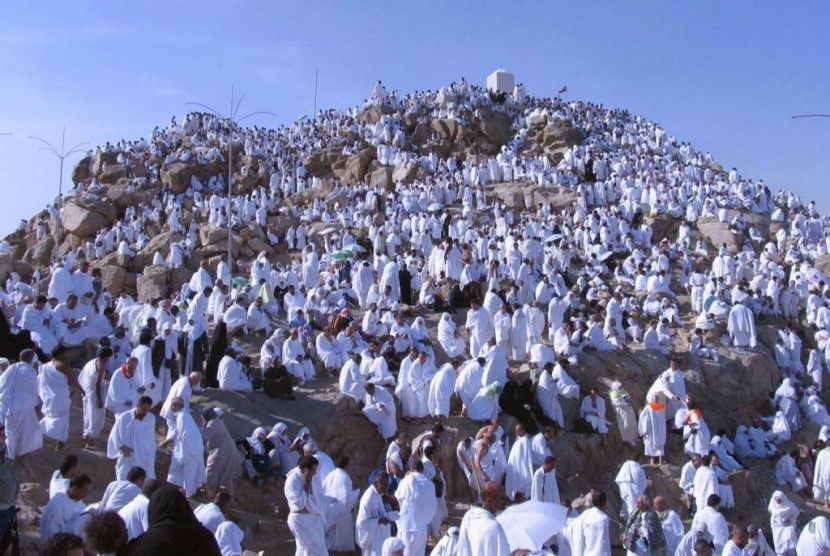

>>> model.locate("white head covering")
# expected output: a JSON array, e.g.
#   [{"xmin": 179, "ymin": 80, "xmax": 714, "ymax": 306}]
[
  {"xmin": 382, "ymin": 537, "xmax": 406, "ymax": 556},
  {"xmin": 214, "ymin": 520, "xmax": 244, "ymax": 556}
]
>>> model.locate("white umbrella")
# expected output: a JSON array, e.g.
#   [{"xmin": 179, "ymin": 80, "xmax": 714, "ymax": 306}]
[
  {"xmin": 496, "ymin": 500, "xmax": 568, "ymax": 551},
  {"xmin": 428, "ymin": 203, "xmax": 444, "ymax": 211},
  {"xmin": 544, "ymin": 234, "xmax": 563, "ymax": 243},
  {"xmin": 342, "ymin": 243, "xmax": 367, "ymax": 254}
]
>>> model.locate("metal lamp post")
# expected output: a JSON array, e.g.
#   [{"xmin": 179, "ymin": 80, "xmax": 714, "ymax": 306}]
[
  {"xmin": 28, "ymin": 127, "xmax": 88, "ymax": 262},
  {"xmin": 186, "ymin": 87, "xmax": 277, "ymax": 274}
]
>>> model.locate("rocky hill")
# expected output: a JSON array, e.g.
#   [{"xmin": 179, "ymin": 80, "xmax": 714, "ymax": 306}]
[{"xmin": 3, "ymin": 82, "xmax": 829, "ymax": 554}]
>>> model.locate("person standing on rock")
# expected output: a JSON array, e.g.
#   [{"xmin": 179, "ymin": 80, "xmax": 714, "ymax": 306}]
[
  {"xmin": 0, "ymin": 349, "xmax": 43, "ymax": 468},
  {"xmin": 455, "ymin": 482, "xmax": 512, "ymax": 556},
  {"xmin": 107, "ymin": 395, "xmax": 157, "ymax": 480},
  {"xmin": 285, "ymin": 455, "xmax": 328, "ymax": 556},
  {"xmin": 160, "ymin": 396, "xmax": 206, "ymax": 498},
  {"xmin": 78, "ymin": 347, "xmax": 112, "ymax": 450},
  {"xmin": 638, "ymin": 394, "xmax": 667, "ymax": 465},
  {"xmin": 395, "ymin": 459, "xmax": 437, "ymax": 556},
  {"xmin": 38, "ymin": 345, "xmax": 79, "ymax": 452}
]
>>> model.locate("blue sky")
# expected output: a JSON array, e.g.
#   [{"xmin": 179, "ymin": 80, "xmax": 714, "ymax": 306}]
[{"xmin": 1, "ymin": 2, "xmax": 829, "ymax": 236}]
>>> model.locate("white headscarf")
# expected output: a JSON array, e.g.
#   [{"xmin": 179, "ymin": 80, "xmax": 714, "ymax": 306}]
[
  {"xmin": 247, "ymin": 427, "xmax": 268, "ymax": 455},
  {"xmin": 214, "ymin": 520, "xmax": 244, "ymax": 556}
]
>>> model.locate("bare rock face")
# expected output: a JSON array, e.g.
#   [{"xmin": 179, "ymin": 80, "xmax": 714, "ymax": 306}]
[
  {"xmin": 696, "ymin": 218, "xmax": 742, "ymax": 254},
  {"xmin": 106, "ymin": 180, "xmax": 155, "ymax": 212},
  {"xmin": 100, "ymin": 265, "xmax": 127, "ymax": 294},
  {"xmin": 489, "ymin": 182, "xmax": 577, "ymax": 212},
  {"xmin": 60, "ymin": 197, "xmax": 117, "ymax": 239},
  {"xmin": 332, "ymin": 147, "xmax": 376, "ymax": 184},
  {"xmin": 72, "ymin": 156, "xmax": 92, "ymax": 185},
  {"xmin": 522, "ymin": 117, "xmax": 584, "ymax": 162},
  {"xmin": 369, "ymin": 166, "xmax": 395, "ymax": 192},
  {"xmin": 0, "ymin": 254, "xmax": 13, "ymax": 284},
  {"xmin": 303, "ymin": 147, "xmax": 346, "ymax": 178},
  {"xmin": 356, "ymin": 104, "xmax": 394, "ymax": 125},
  {"xmin": 159, "ymin": 161, "xmax": 195, "ymax": 195},
  {"xmin": 136, "ymin": 266, "xmax": 170, "ymax": 302},
  {"xmin": 23, "ymin": 237, "xmax": 55, "ymax": 267},
  {"xmin": 392, "ymin": 161, "xmax": 427, "ymax": 185}
]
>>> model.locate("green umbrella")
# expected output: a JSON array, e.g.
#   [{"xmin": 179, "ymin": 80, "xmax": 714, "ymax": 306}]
[{"xmin": 330, "ymin": 250, "xmax": 354, "ymax": 260}]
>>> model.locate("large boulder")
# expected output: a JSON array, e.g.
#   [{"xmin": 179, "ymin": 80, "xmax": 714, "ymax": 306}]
[
  {"xmin": 303, "ymin": 147, "xmax": 345, "ymax": 178},
  {"xmin": 100, "ymin": 265, "xmax": 127, "ymax": 295},
  {"xmin": 266, "ymin": 215, "xmax": 301, "ymax": 238},
  {"xmin": 473, "ymin": 108, "xmax": 513, "ymax": 153},
  {"xmin": 0, "ymin": 254, "xmax": 13, "ymax": 284},
  {"xmin": 368, "ymin": 167, "xmax": 395, "ymax": 192},
  {"xmin": 159, "ymin": 161, "xmax": 196, "ymax": 195},
  {"xmin": 60, "ymin": 197, "xmax": 117, "ymax": 239},
  {"xmin": 72, "ymin": 156, "xmax": 92, "ymax": 185},
  {"xmin": 392, "ymin": 161, "xmax": 427, "ymax": 185},
  {"xmin": 332, "ymin": 147, "xmax": 375, "ymax": 184},
  {"xmin": 696, "ymin": 218, "xmax": 741, "ymax": 254},
  {"xmin": 23, "ymin": 237, "xmax": 55, "ymax": 267},
  {"xmin": 136, "ymin": 266, "xmax": 170, "ymax": 302},
  {"xmin": 98, "ymin": 163, "xmax": 127, "ymax": 184},
  {"xmin": 356, "ymin": 105, "xmax": 393, "ymax": 125},
  {"xmin": 106, "ymin": 181, "xmax": 154, "ymax": 212},
  {"xmin": 489, "ymin": 182, "xmax": 531, "ymax": 210}
]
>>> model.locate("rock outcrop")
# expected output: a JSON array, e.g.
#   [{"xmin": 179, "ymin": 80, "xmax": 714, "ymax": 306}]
[{"xmin": 60, "ymin": 197, "xmax": 117, "ymax": 238}]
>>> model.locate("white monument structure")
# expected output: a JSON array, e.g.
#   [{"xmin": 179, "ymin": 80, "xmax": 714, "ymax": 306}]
[{"xmin": 486, "ymin": 69, "xmax": 515, "ymax": 94}]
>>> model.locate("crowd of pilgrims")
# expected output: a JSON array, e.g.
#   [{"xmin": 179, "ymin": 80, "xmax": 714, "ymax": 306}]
[{"xmin": 2, "ymin": 78, "xmax": 830, "ymax": 555}]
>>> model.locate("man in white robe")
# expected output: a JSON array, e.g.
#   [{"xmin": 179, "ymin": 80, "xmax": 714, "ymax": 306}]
[
  {"xmin": 693, "ymin": 456, "xmax": 720, "ymax": 514},
  {"xmin": 531, "ymin": 455, "xmax": 560, "ymax": 504},
  {"xmin": 654, "ymin": 495, "xmax": 684, "ymax": 555},
  {"xmin": 362, "ymin": 383, "xmax": 397, "ymax": 441},
  {"xmin": 285, "ymin": 456, "xmax": 328, "ymax": 556},
  {"xmin": 0, "ymin": 350, "xmax": 43, "ymax": 461},
  {"xmin": 19, "ymin": 296, "xmax": 58, "ymax": 354},
  {"xmin": 505, "ymin": 424, "xmax": 534, "ymax": 502},
  {"xmin": 691, "ymin": 495, "xmax": 729, "ymax": 554},
  {"xmin": 246, "ymin": 296, "xmax": 271, "ymax": 336},
  {"xmin": 118, "ymin": 479, "xmax": 161, "ymax": 540},
  {"xmin": 536, "ymin": 365, "xmax": 564, "ymax": 428},
  {"xmin": 38, "ymin": 352, "xmax": 76, "ymax": 450},
  {"xmin": 356, "ymin": 471, "xmax": 392, "ymax": 556},
  {"xmin": 615, "ymin": 460, "xmax": 647, "ymax": 519},
  {"xmin": 465, "ymin": 301, "xmax": 493, "ymax": 358},
  {"xmin": 98, "ymin": 466, "xmax": 145, "ymax": 513},
  {"xmin": 338, "ymin": 354, "xmax": 365, "ymax": 402},
  {"xmin": 283, "ymin": 328, "xmax": 316, "ymax": 383},
  {"xmin": 217, "ymin": 352, "xmax": 252, "ymax": 392},
  {"xmin": 161, "ymin": 396, "xmax": 206, "ymax": 497},
  {"xmin": 454, "ymin": 358, "xmax": 499, "ymax": 422},
  {"xmin": 456, "ymin": 482, "xmax": 512, "ymax": 556},
  {"xmin": 321, "ymin": 456, "xmax": 359, "ymax": 552},
  {"xmin": 580, "ymin": 388, "xmax": 609, "ymax": 434},
  {"xmin": 727, "ymin": 301, "xmax": 757, "ymax": 349},
  {"xmin": 40, "ymin": 474, "xmax": 92, "ymax": 540},
  {"xmin": 428, "ymin": 361, "xmax": 458, "ymax": 424},
  {"xmin": 131, "ymin": 329, "xmax": 159, "ymax": 406},
  {"xmin": 396, "ymin": 460, "xmax": 437, "ymax": 556},
  {"xmin": 79, "ymin": 349, "xmax": 111, "ymax": 449},
  {"xmin": 796, "ymin": 516, "xmax": 830, "ymax": 555},
  {"xmin": 107, "ymin": 396, "xmax": 157, "ymax": 480},
  {"xmin": 570, "ymin": 490, "xmax": 612, "ymax": 556},
  {"xmin": 638, "ymin": 395, "xmax": 667, "ymax": 464},
  {"xmin": 316, "ymin": 328, "xmax": 346, "ymax": 374},
  {"xmin": 105, "ymin": 357, "xmax": 142, "ymax": 416},
  {"xmin": 160, "ymin": 372, "xmax": 201, "ymax": 434},
  {"xmin": 193, "ymin": 493, "xmax": 231, "ymax": 534}
]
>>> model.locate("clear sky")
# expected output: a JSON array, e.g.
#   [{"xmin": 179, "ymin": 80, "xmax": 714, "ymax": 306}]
[{"xmin": 1, "ymin": 2, "xmax": 828, "ymax": 237}]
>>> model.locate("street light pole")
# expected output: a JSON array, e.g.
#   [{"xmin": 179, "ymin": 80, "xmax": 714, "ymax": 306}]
[
  {"xmin": 28, "ymin": 127, "xmax": 88, "ymax": 263},
  {"xmin": 185, "ymin": 88, "xmax": 277, "ymax": 274}
]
